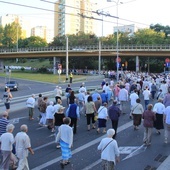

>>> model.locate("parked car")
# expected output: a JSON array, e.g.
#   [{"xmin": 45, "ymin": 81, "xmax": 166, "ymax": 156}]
[{"xmin": 5, "ymin": 81, "xmax": 18, "ymax": 91}]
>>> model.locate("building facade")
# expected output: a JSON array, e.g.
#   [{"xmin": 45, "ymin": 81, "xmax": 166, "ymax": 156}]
[
  {"xmin": 31, "ymin": 26, "xmax": 53, "ymax": 43},
  {"xmin": 54, "ymin": 0, "xmax": 97, "ymax": 36},
  {"xmin": 0, "ymin": 14, "xmax": 30, "ymax": 38},
  {"xmin": 113, "ymin": 24, "xmax": 137, "ymax": 35}
]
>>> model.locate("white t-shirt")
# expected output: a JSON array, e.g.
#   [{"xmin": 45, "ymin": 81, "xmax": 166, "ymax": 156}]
[
  {"xmin": 130, "ymin": 92, "xmax": 139, "ymax": 106},
  {"xmin": 153, "ymin": 102, "xmax": 165, "ymax": 114},
  {"xmin": 0, "ymin": 132, "xmax": 15, "ymax": 151},
  {"xmin": 143, "ymin": 89, "xmax": 150, "ymax": 100}
]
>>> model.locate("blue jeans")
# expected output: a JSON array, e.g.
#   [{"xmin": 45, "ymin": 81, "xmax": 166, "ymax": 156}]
[{"xmin": 144, "ymin": 100, "xmax": 149, "ymax": 110}]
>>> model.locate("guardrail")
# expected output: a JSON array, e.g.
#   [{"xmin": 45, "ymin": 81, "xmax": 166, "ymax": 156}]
[
  {"xmin": 0, "ymin": 85, "xmax": 102, "ymax": 106},
  {"xmin": 1, "ymin": 44, "xmax": 170, "ymax": 53}
]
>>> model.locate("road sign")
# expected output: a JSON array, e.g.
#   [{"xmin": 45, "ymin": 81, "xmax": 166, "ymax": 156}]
[
  {"xmin": 58, "ymin": 64, "xmax": 62, "ymax": 70},
  {"xmin": 58, "ymin": 69, "xmax": 62, "ymax": 74}
]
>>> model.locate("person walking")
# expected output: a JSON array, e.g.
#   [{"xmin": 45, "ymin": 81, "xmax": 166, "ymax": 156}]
[
  {"xmin": 142, "ymin": 104, "xmax": 156, "ymax": 146},
  {"xmin": 15, "ymin": 124, "xmax": 34, "ymax": 170},
  {"xmin": 77, "ymin": 90, "xmax": 85, "ymax": 115},
  {"xmin": 69, "ymin": 91, "xmax": 76, "ymax": 105},
  {"xmin": 84, "ymin": 96, "xmax": 97, "ymax": 131},
  {"xmin": 26, "ymin": 94, "xmax": 36, "ymax": 120},
  {"xmin": 54, "ymin": 86, "xmax": 62, "ymax": 104},
  {"xmin": 0, "ymin": 124, "xmax": 16, "ymax": 170},
  {"xmin": 153, "ymin": 98, "xmax": 165, "ymax": 134},
  {"xmin": 118, "ymin": 85, "xmax": 128, "ymax": 114},
  {"xmin": 164, "ymin": 105, "xmax": 170, "ymax": 144},
  {"xmin": 131, "ymin": 99, "xmax": 144, "ymax": 130},
  {"xmin": 66, "ymin": 100, "xmax": 80, "ymax": 134},
  {"xmin": 46, "ymin": 101, "xmax": 55, "ymax": 131},
  {"xmin": 150, "ymin": 83, "xmax": 157, "ymax": 99},
  {"xmin": 69, "ymin": 72, "xmax": 73, "ymax": 83},
  {"xmin": 54, "ymin": 106, "xmax": 66, "ymax": 149},
  {"xmin": 39, "ymin": 96, "xmax": 48, "ymax": 126},
  {"xmin": 142, "ymin": 86, "xmax": 151, "ymax": 110},
  {"xmin": 3, "ymin": 88, "xmax": 12, "ymax": 113},
  {"xmin": 97, "ymin": 103, "xmax": 108, "ymax": 134},
  {"xmin": 163, "ymin": 89, "xmax": 170, "ymax": 107},
  {"xmin": 65, "ymin": 84, "xmax": 72, "ymax": 105},
  {"xmin": 56, "ymin": 117, "xmax": 73, "ymax": 168},
  {"xmin": 0, "ymin": 111, "xmax": 9, "ymax": 136},
  {"xmin": 108, "ymin": 100, "xmax": 121, "ymax": 139},
  {"xmin": 97, "ymin": 129, "xmax": 120, "ymax": 170}
]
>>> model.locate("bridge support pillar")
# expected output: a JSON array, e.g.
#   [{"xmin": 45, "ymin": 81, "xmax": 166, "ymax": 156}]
[
  {"xmin": 136, "ymin": 56, "xmax": 139, "ymax": 72},
  {"xmin": 53, "ymin": 57, "xmax": 56, "ymax": 74},
  {"xmin": 0, "ymin": 59, "xmax": 4, "ymax": 72}
]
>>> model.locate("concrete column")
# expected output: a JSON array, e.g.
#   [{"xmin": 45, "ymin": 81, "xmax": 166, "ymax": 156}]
[
  {"xmin": 0, "ymin": 59, "xmax": 4, "ymax": 72},
  {"xmin": 136, "ymin": 56, "xmax": 139, "ymax": 72},
  {"xmin": 53, "ymin": 57, "xmax": 56, "ymax": 74}
]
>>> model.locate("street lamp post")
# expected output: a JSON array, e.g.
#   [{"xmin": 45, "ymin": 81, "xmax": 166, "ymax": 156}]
[
  {"xmin": 65, "ymin": 36, "xmax": 69, "ymax": 81},
  {"xmin": 107, "ymin": 0, "xmax": 120, "ymax": 81}
]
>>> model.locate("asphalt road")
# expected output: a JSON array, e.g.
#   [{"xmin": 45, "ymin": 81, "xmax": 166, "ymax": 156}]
[{"xmin": 0, "ymin": 77, "xmax": 169, "ymax": 170}]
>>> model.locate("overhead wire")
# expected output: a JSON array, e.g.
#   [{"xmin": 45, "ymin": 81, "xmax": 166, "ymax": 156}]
[{"xmin": 0, "ymin": 0, "xmax": 149, "ymax": 28}]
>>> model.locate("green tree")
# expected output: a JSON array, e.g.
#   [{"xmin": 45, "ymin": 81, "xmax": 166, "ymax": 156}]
[
  {"xmin": 150, "ymin": 24, "xmax": 170, "ymax": 38},
  {"xmin": 133, "ymin": 28, "xmax": 165, "ymax": 45},
  {"xmin": 2, "ymin": 22, "xmax": 22, "ymax": 48},
  {"xmin": 0, "ymin": 25, "xmax": 4, "ymax": 47},
  {"xmin": 18, "ymin": 36, "xmax": 48, "ymax": 48}
]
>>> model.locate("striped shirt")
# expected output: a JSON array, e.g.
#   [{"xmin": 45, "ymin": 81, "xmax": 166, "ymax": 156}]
[{"xmin": 0, "ymin": 117, "xmax": 9, "ymax": 136}]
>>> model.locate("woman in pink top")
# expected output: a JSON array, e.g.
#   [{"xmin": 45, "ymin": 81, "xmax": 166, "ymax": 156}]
[{"xmin": 113, "ymin": 84, "xmax": 120, "ymax": 101}]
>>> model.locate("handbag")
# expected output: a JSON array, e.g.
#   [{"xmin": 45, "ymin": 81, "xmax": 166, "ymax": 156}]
[{"xmin": 130, "ymin": 104, "xmax": 139, "ymax": 119}]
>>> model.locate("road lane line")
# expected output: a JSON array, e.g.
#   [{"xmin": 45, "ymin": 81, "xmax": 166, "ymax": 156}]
[{"xmin": 32, "ymin": 121, "xmax": 133, "ymax": 170}]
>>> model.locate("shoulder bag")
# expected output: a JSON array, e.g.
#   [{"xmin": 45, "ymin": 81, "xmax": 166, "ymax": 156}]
[{"xmin": 101, "ymin": 139, "xmax": 113, "ymax": 153}]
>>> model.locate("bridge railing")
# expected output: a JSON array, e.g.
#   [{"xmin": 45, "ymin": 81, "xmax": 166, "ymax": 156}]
[{"xmin": 1, "ymin": 44, "xmax": 170, "ymax": 53}]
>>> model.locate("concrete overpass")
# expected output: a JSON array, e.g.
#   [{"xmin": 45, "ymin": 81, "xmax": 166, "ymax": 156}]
[
  {"xmin": 0, "ymin": 45, "xmax": 170, "ymax": 58},
  {"xmin": 0, "ymin": 44, "xmax": 170, "ymax": 73}
]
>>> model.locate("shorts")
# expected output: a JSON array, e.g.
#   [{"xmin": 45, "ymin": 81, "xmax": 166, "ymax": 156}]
[{"xmin": 5, "ymin": 103, "xmax": 10, "ymax": 109}]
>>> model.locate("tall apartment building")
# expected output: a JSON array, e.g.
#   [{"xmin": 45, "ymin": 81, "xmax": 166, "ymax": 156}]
[
  {"xmin": 0, "ymin": 14, "xmax": 30, "ymax": 38},
  {"xmin": 31, "ymin": 26, "xmax": 53, "ymax": 43},
  {"xmin": 54, "ymin": 0, "xmax": 97, "ymax": 36}
]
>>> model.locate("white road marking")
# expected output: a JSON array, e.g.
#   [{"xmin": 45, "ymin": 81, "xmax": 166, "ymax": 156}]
[
  {"xmin": 9, "ymin": 116, "xmax": 27, "ymax": 124},
  {"xmin": 32, "ymin": 121, "xmax": 133, "ymax": 170},
  {"xmin": 122, "ymin": 144, "xmax": 147, "ymax": 161}
]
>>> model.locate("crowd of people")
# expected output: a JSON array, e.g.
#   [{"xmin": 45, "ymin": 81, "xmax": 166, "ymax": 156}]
[{"xmin": 1, "ymin": 71, "xmax": 170, "ymax": 170}]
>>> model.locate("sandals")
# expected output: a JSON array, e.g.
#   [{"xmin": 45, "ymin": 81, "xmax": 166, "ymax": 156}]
[{"xmin": 60, "ymin": 161, "xmax": 70, "ymax": 168}]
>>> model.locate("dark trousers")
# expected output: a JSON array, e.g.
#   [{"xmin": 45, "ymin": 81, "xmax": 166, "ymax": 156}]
[
  {"xmin": 86, "ymin": 113, "xmax": 95, "ymax": 125},
  {"xmin": 70, "ymin": 77, "xmax": 72, "ymax": 83},
  {"xmin": 111, "ymin": 120, "xmax": 119, "ymax": 139},
  {"xmin": 69, "ymin": 117, "xmax": 77, "ymax": 134}
]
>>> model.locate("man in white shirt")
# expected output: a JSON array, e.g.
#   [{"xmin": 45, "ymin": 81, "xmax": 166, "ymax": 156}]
[
  {"xmin": 26, "ymin": 94, "xmax": 36, "ymax": 120},
  {"xmin": 15, "ymin": 124, "xmax": 34, "ymax": 170},
  {"xmin": 142, "ymin": 86, "xmax": 150, "ymax": 110},
  {"xmin": 164, "ymin": 106, "xmax": 170, "ymax": 144},
  {"xmin": 130, "ymin": 90, "xmax": 139, "ymax": 107},
  {"xmin": 0, "ymin": 124, "xmax": 15, "ymax": 170},
  {"xmin": 118, "ymin": 85, "xmax": 128, "ymax": 114}
]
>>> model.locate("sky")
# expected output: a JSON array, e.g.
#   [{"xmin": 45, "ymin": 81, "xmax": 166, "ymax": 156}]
[{"xmin": 0, "ymin": 0, "xmax": 170, "ymax": 36}]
